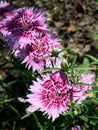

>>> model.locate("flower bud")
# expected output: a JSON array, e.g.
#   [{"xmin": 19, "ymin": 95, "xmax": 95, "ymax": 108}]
[
  {"xmin": 52, "ymin": 49, "xmax": 59, "ymax": 57},
  {"xmin": 73, "ymin": 110, "xmax": 78, "ymax": 115},
  {"xmin": 61, "ymin": 58, "xmax": 69, "ymax": 72}
]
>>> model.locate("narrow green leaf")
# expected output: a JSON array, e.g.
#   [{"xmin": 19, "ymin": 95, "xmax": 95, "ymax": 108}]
[
  {"xmin": 84, "ymin": 98, "xmax": 98, "ymax": 104},
  {"xmin": 42, "ymin": 55, "xmax": 52, "ymax": 59},
  {"xmin": 12, "ymin": 121, "xmax": 16, "ymax": 130},
  {"xmin": 75, "ymin": 66, "xmax": 96, "ymax": 71},
  {"xmin": 33, "ymin": 113, "xmax": 44, "ymax": 130},
  {"xmin": 88, "ymin": 89, "xmax": 98, "ymax": 93},
  {"xmin": 79, "ymin": 115, "xmax": 88, "ymax": 122},
  {"xmin": 87, "ymin": 116, "xmax": 98, "ymax": 119},
  {"xmin": 6, "ymin": 79, "xmax": 19, "ymax": 88},
  {"xmin": 0, "ymin": 52, "xmax": 3, "ymax": 58},
  {"xmin": 9, "ymin": 105, "xmax": 19, "ymax": 115},
  {"xmin": 0, "ymin": 98, "xmax": 15, "ymax": 104},
  {"xmin": 71, "ymin": 55, "xmax": 77, "ymax": 72},
  {"xmin": 85, "ymin": 54, "xmax": 98, "ymax": 63},
  {"xmin": 75, "ymin": 82, "xmax": 93, "ymax": 86},
  {"xmin": 58, "ymin": 47, "xmax": 71, "ymax": 54},
  {"xmin": 83, "ymin": 57, "xmax": 89, "ymax": 67},
  {"xmin": 43, "ymin": 67, "xmax": 60, "ymax": 73},
  {"xmin": 89, "ymin": 120, "xmax": 96, "ymax": 125},
  {"xmin": 21, "ymin": 114, "xmax": 31, "ymax": 120}
]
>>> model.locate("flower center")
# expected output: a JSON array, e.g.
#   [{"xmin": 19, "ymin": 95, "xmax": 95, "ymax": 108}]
[
  {"xmin": 38, "ymin": 44, "xmax": 42, "ymax": 51},
  {"xmin": 55, "ymin": 92, "xmax": 61, "ymax": 98},
  {"xmin": 23, "ymin": 24, "xmax": 29, "ymax": 30},
  {"xmin": 45, "ymin": 81, "xmax": 68, "ymax": 104}
]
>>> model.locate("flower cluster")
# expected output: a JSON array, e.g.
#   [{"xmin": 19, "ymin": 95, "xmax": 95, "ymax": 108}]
[
  {"xmin": 0, "ymin": 1, "xmax": 60, "ymax": 71},
  {"xmin": 0, "ymin": 1, "xmax": 95, "ymax": 124}
]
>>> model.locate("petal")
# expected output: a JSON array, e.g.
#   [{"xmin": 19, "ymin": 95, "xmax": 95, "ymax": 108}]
[
  {"xmin": 51, "ymin": 71, "xmax": 67, "ymax": 84},
  {"xmin": 26, "ymin": 105, "xmax": 37, "ymax": 114}
]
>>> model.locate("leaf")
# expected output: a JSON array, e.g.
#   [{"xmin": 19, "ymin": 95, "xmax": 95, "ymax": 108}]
[
  {"xmin": 6, "ymin": 79, "xmax": 19, "ymax": 88},
  {"xmin": 84, "ymin": 98, "xmax": 98, "ymax": 104},
  {"xmin": 74, "ymin": 66, "xmax": 96, "ymax": 71},
  {"xmin": 21, "ymin": 114, "xmax": 30, "ymax": 120},
  {"xmin": 58, "ymin": 47, "xmax": 71, "ymax": 54},
  {"xmin": 9, "ymin": 105, "xmax": 19, "ymax": 115},
  {"xmin": 75, "ymin": 82, "xmax": 93, "ymax": 86},
  {"xmin": 42, "ymin": 67, "xmax": 60, "ymax": 73},
  {"xmin": 12, "ymin": 121, "xmax": 16, "ymax": 130},
  {"xmin": 71, "ymin": 55, "xmax": 77, "ymax": 71},
  {"xmin": 85, "ymin": 54, "xmax": 98, "ymax": 63},
  {"xmin": 42, "ymin": 55, "xmax": 52, "ymax": 59},
  {"xmin": 83, "ymin": 57, "xmax": 89, "ymax": 67},
  {"xmin": 87, "ymin": 116, "xmax": 98, "ymax": 119},
  {"xmin": 89, "ymin": 120, "xmax": 96, "ymax": 125},
  {"xmin": 79, "ymin": 115, "xmax": 88, "ymax": 122},
  {"xmin": 0, "ymin": 52, "xmax": 3, "ymax": 58},
  {"xmin": 0, "ymin": 98, "xmax": 15, "ymax": 104},
  {"xmin": 88, "ymin": 88, "xmax": 98, "ymax": 93}
]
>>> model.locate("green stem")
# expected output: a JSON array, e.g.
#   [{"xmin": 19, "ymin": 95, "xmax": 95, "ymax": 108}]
[{"xmin": 33, "ymin": 113, "xmax": 44, "ymax": 130}]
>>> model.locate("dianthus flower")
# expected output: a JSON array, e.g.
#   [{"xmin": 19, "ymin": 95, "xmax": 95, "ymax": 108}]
[
  {"xmin": 0, "ymin": 0, "xmax": 14, "ymax": 34},
  {"xmin": 26, "ymin": 71, "xmax": 94, "ymax": 121},
  {"xmin": 15, "ymin": 32, "xmax": 60, "ymax": 71},
  {"xmin": 63, "ymin": 125, "xmax": 81, "ymax": 130},
  {"xmin": 71, "ymin": 125, "xmax": 81, "ymax": 130},
  {"xmin": 1, "ymin": 7, "xmax": 48, "ymax": 47},
  {"xmin": 26, "ymin": 71, "xmax": 71, "ymax": 121},
  {"xmin": 68, "ymin": 73, "xmax": 95, "ymax": 104},
  {"xmin": 0, "ymin": 1, "xmax": 12, "ymax": 18}
]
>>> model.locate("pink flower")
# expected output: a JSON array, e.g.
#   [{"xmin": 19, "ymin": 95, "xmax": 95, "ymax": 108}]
[
  {"xmin": 16, "ymin": 32, "xmax": 60, "ymax": 71},
  {"xmin": 1, "ymin": 7, "xmax": 48, "ymax": 46},
  {"xmin": 0, "ymin": 1, "xmax": 14, "ymax": 34},
  {"xmin": 79, "ymin": 73, "xmax": 94, "ymax": 91},
  {"xmin": 71, "ymin": 125, "xmax": 81, "ymax": 130},
  {"xmin": 68, "ymin": 73, "xmax": 95, "ymax": 104},
  {"xmin": 26, "ymin": 71, "xmax": 94, "ymax": 121},
  {"xmin": 0, "ymin": 1, "xmax": 11, "ymax": 18},
  {"xmin": 63, "ymin": 125, "xmax": 81, "ymax": 130},
  {"xmin": 26, "ymin": 71, "xmax": 71, "ymax": 121}
]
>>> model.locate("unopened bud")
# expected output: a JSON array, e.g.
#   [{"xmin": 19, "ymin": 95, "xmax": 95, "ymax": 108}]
[
  {"xmin": 73, "ymin": 110, "xmax": 78, "ymax": 115},
  {"xmin": 61, "ymin": 58, "xmax": 68, "ymax": 72},
  {"xmin": 52, "ymin": 49, "xmax": 59, "ymax": 57}
]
